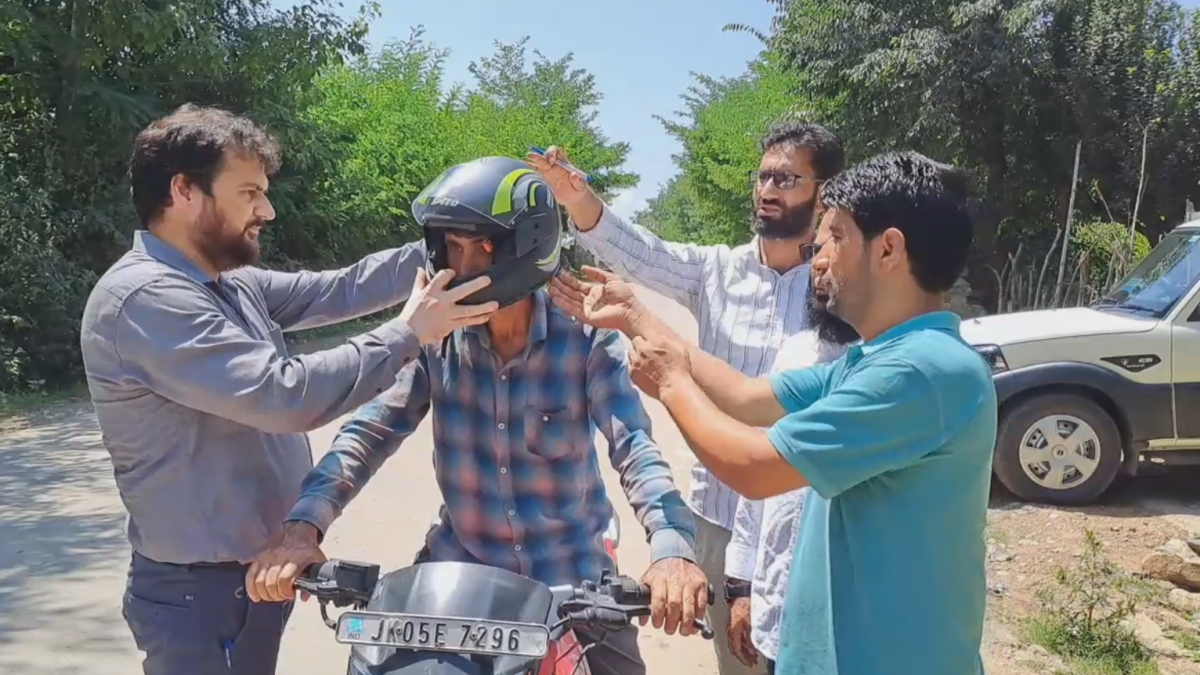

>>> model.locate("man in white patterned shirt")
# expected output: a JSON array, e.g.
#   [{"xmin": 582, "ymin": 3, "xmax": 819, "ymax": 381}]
[
  {"xmin": 724, "ymin": 246, "xmax": 860, "ymax": 674},
  {"xmin": 528, "ymin": 122, "xmax": 845, "ymax": 675}
]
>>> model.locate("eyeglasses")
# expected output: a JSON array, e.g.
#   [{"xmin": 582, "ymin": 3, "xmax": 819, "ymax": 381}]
[
  {"xmin": 750, "ymin": 170, "xmax": 822, "ymax": 191},
  {"xmin": 800, "ymin": 243, "xmax": 819, "ymax": 264}
]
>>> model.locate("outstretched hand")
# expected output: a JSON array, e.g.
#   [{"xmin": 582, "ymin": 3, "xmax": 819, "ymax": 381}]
[
  {"xmin": 628, "ymin": 334, "xmax": 691, "ymax": 400},
  {"xmin": 400, "ymin": 268, "xmax": 499, "ymax": 345},
  {"xmin": 548, "ymin": 266, "xmax": 642, "ymax": 333}
]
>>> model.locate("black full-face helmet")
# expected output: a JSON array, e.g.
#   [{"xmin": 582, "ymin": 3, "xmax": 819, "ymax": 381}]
[{"xmin": 412, "ymin": 156, "xmax": 564, "ymax": 308}]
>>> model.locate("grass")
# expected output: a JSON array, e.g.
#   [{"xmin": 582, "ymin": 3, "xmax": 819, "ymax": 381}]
[
  {"xmin": 0, "ymin": 382, "xmax": 90, "ymax": 420},
  {"xmin": 1023, "ymin": 529, "xmax": 1160, "ymax": 675}
]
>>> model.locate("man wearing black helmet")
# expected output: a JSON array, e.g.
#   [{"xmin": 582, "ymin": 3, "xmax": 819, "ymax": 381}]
[{"xmin": 249, "ymin": 157, "xmax": 709, "ymax": 674}]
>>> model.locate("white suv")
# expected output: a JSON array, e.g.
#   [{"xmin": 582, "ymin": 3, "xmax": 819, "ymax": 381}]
[{"xmin": 960, "ymin": 216, "xmax": 1200, "ymax": 505}]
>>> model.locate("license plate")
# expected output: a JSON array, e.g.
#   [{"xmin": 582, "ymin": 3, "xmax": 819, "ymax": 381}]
[{"xmin": 334, "ymin": 610, "xmax": 550, "ymax": 659}]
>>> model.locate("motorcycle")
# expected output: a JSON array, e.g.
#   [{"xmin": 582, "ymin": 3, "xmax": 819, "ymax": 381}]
[{"xmin": 295, "ymin": 516, "xmax": 714, "ymax": 675}]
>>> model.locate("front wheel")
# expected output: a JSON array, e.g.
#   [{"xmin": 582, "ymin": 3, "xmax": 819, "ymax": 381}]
[{"xmin": 993, "ymin": 392, "xmax": 1123, "ymax": 505}]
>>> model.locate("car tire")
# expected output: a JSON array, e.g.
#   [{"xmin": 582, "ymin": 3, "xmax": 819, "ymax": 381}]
[{"xmin": 993, "ymin": 392, "xmax": 1123, "ymax": 505}]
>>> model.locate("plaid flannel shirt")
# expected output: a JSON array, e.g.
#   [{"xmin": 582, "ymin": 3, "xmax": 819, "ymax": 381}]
[{"xmin": 288, "ymin": 290, "xmax": 696, "ymax": 585}]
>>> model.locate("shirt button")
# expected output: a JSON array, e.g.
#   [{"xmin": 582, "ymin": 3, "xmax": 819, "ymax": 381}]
[
  {"xmin": 500, "ymin": 374, "xmax": 507, "ymax": 381},
  {"xmin": 514, "ymin": 545, "xmax": 522, "ymax": 552},
  {"xmin": 508, "ymin": 509, "xmax": 516, "ymax": 516},
  {"xmin": 542, "ymin": 415, "xmax": 549, "ymax": 422},
  {"xmin": 498, "ymin": 422, "xmax": 506, "ymax": 430},
  {"xmin": 500, "ymin": 467, "xmax": 508, "ymax": 474}
]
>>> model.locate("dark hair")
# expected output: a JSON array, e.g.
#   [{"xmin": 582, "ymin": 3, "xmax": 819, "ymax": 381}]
[
  {"xmin": 759, "ymin": 121, "xmax": 845, "ymax": 181},
  {"xmin": 129, "ymin": 104, "xmax": 282, "ymax": 227},
  {"xmin": 821, "ymin": 151, "xmax": 973, "ymax": 294}
]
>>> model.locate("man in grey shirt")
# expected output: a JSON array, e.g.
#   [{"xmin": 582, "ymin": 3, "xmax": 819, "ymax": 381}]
[{"xmin": 80, "ymin": 104, "xmax": 497, "ymax": 675}]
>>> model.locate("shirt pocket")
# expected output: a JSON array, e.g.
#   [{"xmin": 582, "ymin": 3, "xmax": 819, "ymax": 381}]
[{"xmin": 524, "ymin": 406, "xmax": 586, "ymax": 461}]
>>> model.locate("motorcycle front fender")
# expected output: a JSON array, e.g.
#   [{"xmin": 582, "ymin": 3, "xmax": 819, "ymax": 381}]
[{"xmin": 348, "ymin": 650, "xmax": 484, "ymax": 675}]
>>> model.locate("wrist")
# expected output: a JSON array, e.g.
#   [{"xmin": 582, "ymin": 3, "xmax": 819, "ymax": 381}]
[
  {"xmin": 566, "ymin": 193, "xmax": 604, "ymax": 232},
  {"xmin": 723, "ymin": 577, "xmax": 752, "ymax": 603},
  {"xmin": 658, "ymin": 369, "xmax": 694, "ymax": 403},
  {"xmin": 283, "ymin": 520, "xmax": 321, "ymax": 545}
]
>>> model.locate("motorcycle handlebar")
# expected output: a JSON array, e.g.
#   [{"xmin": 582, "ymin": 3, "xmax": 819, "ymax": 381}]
[{"xmin": 296, "ymin": 560, "xmax": 715, "ymax": 639}]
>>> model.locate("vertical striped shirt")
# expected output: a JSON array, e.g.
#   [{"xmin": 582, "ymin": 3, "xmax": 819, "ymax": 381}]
[{"xmin": 572, "ymin": 205, "xmax": 812, "ymax": 529}]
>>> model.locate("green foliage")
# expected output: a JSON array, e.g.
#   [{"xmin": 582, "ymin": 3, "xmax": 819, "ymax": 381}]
[
  {"xmin": 1024, "ymin": 530, "xmax": 1159, "ymax": 675},
  {"xmin": 1071, "ymin": 221, "xmax": 1153, "ymax": 293},
  {"xmin": 649, "ymin": 54, "xmax": 805, "ymax": 245},
  {"xmin": 644, "ymin": 0, "xmax": 1200, "ymax": 312},
  {"xmin": 0, "ymin": 5, "xmax": 633, "ymax": 394}
]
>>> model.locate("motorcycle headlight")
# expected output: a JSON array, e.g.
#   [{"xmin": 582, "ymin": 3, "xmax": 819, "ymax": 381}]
[{"xmin": 973, "ymin": 344, "xmax": 1009, "ymax": 374}]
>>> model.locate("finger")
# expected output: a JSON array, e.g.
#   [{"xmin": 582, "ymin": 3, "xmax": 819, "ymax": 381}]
[
  {"xmin": 664, "ymin": 574, "xmax": 684, "ymax": 635},
  {"xmin": 412, "ymin": 267, "xmax": 430, "ymax": 293},
  {"xmin": 549, "ymin": 278, "xmax": 588, "ymax": 307},
  {"xmin": 631, "ymin": 336, "xmax": 648, "ymax": 354},
  {"xmin": 581, "ymin": 266, "xmax": 618, "ymax": 283},
  {"xmin": 278, "ymin": 561, "xmax": 300, "ymax": 600},
  {"xmin": 245, "ymin": 562, "xmax": 263, "ymax": 603},
  {"xmin": 547, "ymin": 288, "xmax": 585, "ymax": 319},
  {"xmin": 425, "ymin": 268, "xmax": 457, "ymax": 294},
  {"xmin": 263, "ymin": 563, "xmax": 287, "ymax": 603},
  {"xmin": 249, "ymin": 562, "xmax": 270, "ymax": 604},
  {"xmin": 454, "ymin": 301, "xmax": 500, "ymax": 319},
  {"xmin": 455, "ymin": 313, "xmax": 494, "ymax": 328},
  {"xmin": 647, "ymin": 575, "xmax": 667, "ymax": 630},
  {"xmin": 546, "ymin": 145, "xmax": 564, "ymax": 164},
  {"xmin": 442, "ymin": 274, "xmax": 492, "ymax": 302},
  {"xmin": 552, "ymin": 272, "xmax": 589, "ymax": 295},
  {"xmin": 300, "ymin": 591, "xmax": 311, "ymax": 603},
  {"xmin": 680, "ymin": 581, "xmax": 699, "ymax": 637}
]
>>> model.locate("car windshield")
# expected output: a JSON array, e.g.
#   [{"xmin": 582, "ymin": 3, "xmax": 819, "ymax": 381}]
[{"xmin": 1094, "ymin": 229, "xmax": 1200, "ymax": 318}]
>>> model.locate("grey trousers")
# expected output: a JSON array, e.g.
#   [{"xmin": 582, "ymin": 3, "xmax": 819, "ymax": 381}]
[
  {"xmin": 123, "ymin": 552, "xmax": 293, "ymax": 675},
  {"xmin": 694, "ymin": 517, "xmax": 769, "ymax": 675}
]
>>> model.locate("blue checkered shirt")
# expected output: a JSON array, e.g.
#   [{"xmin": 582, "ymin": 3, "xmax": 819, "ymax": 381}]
[{"xmin": 288, "ymin": 290, "xmax": 696, "ymax": 585}]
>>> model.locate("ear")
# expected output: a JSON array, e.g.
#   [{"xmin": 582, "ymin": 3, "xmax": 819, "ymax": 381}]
[
  {"xmin": 876, "ymin": 227, "xmax": 907, "ymax": 274},
  {"xmin": 169, "ymin": 174, "xmax": 197, "ymax": 208}
]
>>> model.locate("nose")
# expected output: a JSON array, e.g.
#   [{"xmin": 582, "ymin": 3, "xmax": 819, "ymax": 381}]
[{"xmin": 257, "ymin": 195, "xmax": 276, "ymax": 222}]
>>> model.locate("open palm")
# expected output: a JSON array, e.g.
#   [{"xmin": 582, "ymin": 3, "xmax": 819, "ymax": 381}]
[{"xmin": 548, "ymin": 266, "xmax": 640, "ymax": 331}]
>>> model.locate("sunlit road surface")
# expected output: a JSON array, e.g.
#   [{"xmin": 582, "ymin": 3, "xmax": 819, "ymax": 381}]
[{"xmin": 0, "ymin": 285, "xmax": 718, "ymax": 675}]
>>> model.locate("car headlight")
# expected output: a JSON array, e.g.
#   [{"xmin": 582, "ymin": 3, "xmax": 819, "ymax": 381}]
[{"xmin": 973, "ymin": 344, "xmax": 1009, "ymax": 374}]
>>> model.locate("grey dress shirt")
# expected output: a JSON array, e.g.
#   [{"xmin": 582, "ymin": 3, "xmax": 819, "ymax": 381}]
[{"xmin": 80, "ymin": 231, "xmax": 424, "ymax": 564}]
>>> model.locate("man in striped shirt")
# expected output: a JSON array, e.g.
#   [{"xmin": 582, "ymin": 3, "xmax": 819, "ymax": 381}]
[{"xmin": 528, "ymin": 122, "xmax": 845, "ymax": 675}]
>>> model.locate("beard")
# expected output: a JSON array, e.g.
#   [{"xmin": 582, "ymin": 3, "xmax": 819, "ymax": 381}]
[
  {"xmin": 805, "ymin": 289, "xmax": 859, "ymax": 345},
  {"xmin": 194, "ymin": 200, "xmax": 261, "ymax": 272},
  {"xmin": 751, "ymin": 199, "xmax": 816, "ymax": 240}
]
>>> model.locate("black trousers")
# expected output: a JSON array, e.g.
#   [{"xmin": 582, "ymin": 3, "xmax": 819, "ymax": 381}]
[{"xmin": 123, "ymin": 552, "xmax": 293, "ymax": 675}]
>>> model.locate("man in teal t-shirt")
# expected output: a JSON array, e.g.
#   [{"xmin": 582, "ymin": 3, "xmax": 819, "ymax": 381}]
[
  {"xmin": 564, "ymin": 151, "xmax": 996, "ymax": 675},
  {"xmin": 767, "ymin": 310, "xmax": 995, "ymax": 675}
]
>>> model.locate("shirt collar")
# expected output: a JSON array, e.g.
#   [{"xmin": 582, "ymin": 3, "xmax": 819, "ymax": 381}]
[
  {"xmin": 464, "ymin": 289, "xmax": 550, "ymax": 352},
  {"xmin": 747, "ymin": 236, "xmax": 811, "ymax": 280},
  {"xmin": 133, "ymin": 230, "xmax": 216, "ymax": 285},
  {"xmin": 856, "ymin": 310, "xmax": 961, "ymax": 357}
]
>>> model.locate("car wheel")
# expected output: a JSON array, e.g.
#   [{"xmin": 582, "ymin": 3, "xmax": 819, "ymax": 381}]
[{"xmin": 993, "ymin": 392, "xmax": 1123, "ymax": 505}]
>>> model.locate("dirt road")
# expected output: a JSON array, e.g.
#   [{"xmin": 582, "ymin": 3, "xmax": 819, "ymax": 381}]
[
  {"xmin": 0, "ymin": 286, "xmax": 718, "ymax": 675},
  {"xmin": 7, "ymin": 284, "xmax": 1200, "ymax": 675}
]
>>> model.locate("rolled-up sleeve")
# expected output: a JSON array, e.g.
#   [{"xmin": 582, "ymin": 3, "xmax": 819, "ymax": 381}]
[
  {"xmin": 287, "ymin": 355, "xmax": 433, "ymax": 534},
  {"xmin": 572, "ymin": 204, "xmax": 715, "ymax": 312},
  {"xmin": 113, "ymin": 278, "xmax": 420, "ymax": 434},
  {"xmin": 586, "ymin": 328, "xmax": 696, "ymax": 563},
  {"xmin": 245, "ymin": 241, "xmax": 425, "ymax": 332},
  {"xmin": 766, "ymin": 358, "xmax": 975, "ymax": 499}
]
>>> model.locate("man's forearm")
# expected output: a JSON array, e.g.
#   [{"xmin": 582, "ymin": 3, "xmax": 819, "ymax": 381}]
[
  {"xmin": 624, "ymin": 309, "xmax": 784, "ymax": 427},
  {"xmin": 563, "ymin": 192, "xmax": 605, "ymax": 232},
  {"xmin": 658, "ymin": 375, "xmax": 806, "ymax": 501}
]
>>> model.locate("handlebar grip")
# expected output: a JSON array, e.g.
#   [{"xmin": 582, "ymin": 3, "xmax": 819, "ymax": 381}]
[{"xmin": 624, "ymin": 582, "xmax": 714, "ymax": 606}]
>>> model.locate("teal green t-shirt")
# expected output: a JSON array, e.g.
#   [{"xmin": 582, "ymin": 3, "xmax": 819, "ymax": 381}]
[{"xmin": 766, "ymin": 311, "xmax": 996, "ymax": 675}]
